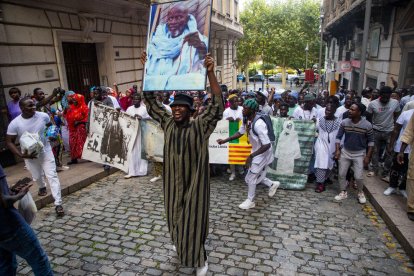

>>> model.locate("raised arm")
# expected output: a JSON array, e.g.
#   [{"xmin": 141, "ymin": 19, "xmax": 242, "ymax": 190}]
[{"xmin": 199, "ymin": 54, "xmax": 224, "ymax": 136}]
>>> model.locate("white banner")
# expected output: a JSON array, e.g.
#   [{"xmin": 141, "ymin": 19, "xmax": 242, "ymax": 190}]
[{"xmin": 82, "ymin": 104, "xmax": 139, "ymax": 173}]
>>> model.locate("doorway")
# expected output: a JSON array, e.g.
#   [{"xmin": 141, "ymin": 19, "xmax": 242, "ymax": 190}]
[{"xmin": 62, "ymin": 42, "xmax": 100, "ymax": 100}]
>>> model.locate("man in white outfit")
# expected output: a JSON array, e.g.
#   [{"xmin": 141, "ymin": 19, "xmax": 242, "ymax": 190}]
[
  {"xmin": 125, "ymin": 94, "xmax": 151, "ymax": 178},
  {"xmin": 6, "ymin": 97, "xmax": 64, "ymax": 216},
  {"xmin": 217, "ymin": 99, "xmax": 280, "ymax": 209},
  {"xmin": 223, "ymin": 94, "xmax": 244, "ymax": 181}
]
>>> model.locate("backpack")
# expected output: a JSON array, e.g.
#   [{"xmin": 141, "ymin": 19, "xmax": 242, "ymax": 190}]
[{"xmin": 252, "ymin": 112, "xmax": 276, "ymax": 143}]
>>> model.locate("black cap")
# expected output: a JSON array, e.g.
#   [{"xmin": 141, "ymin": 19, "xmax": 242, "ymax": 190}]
[{"xmin": 170, "ymin": 94, "xmax": 195, "ymax": 112}]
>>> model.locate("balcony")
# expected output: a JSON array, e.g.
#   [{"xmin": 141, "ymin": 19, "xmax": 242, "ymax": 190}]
[
  {"xmin": 211, "ymin": 7, "xmax": 243, "ymax": 38},
  {"xmin": 324, "ymin": 0, "xmax": 364, "ymax": 29}
]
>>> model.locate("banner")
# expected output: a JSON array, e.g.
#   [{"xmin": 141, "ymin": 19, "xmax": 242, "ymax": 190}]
[
  {"xmin": 267, "ymin": 118, "xmax": 316, "ymax": 190},
  {"xmin": 141, "ymin": 118, "xmax": 315, "ymax": 190},
  {"xmin": 82, "ymin": 104, "xmax": 139, "ymax": 172},
  {"xmin": 208, "ymin": 120, "xmax": 252, "ymax": 165},
  {"xmin": 143, "ymin": 0, "xmax": 213, "ymax": 91},
  {"xmin": 141, "ymin": 120, "xmax": 165, "ymax": 162}
]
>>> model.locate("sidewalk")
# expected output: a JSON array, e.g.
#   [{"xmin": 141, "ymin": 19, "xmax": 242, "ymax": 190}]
[
  {"xmin": 364, "ymin": 175, "xmax": 414, "ymax": 260},
  {"xmin": 4, "ymin": 158, "xmax": 117, "ymax": 210}
]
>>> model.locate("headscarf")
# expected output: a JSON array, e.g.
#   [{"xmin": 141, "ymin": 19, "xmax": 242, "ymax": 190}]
[
  {"xmin": 243, "ymin": 98, "xmax": 259, "ymax": 111},
  {"xmin": 228, "ymin": 94, "xmax": 238, "ymax": 101},
  {"xmin": 65, "ymin": 94, "xmax": 89, "ymax": 130},
  {"xmin": 62, "ymin": 90, "xmax": 75, "ymax": 109}
]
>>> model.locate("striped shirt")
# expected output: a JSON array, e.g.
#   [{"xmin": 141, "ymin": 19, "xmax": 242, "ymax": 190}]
[
  {"xmin": 143, "ymin": 92, "xmax": 224, "ymax": 267},
  {"xmin": 336, "ymin": 118, "xmax": 374, "ymax": 152}
]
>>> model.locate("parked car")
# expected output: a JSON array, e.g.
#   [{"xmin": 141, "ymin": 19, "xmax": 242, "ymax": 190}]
[
  {"xmin": 236, "ymin": 74, "xmax": 246, "ymax": 82},
  {"xmin": 268, "ymin": 73, "xmax": 289, "ymax": 82},
  {"xmin": 288, "ymin": 73, "xmax": 305, "ymax": 82},
  {"xmin": 249, "ymin": 74, "xmax": 265, "ymax": 82}
]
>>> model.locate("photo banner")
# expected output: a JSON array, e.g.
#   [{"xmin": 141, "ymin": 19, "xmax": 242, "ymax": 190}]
[
  {"xmin": 82, "ymin": 104, "xmax": 139, "ymax": 173},
  {"xmin": 208, "ymin": 120, "xmax": 252, "ymax": 165},
  {"xmin": 267, "ymin": 118, "xmax": 316, "ymax": 190},
  {"xmin": 141, "ymin": 118, "xmax": 315, "ymax": 190},
  {"xmin": 143, "ymin": 0, "xmax": 213, "ymax": 91}
]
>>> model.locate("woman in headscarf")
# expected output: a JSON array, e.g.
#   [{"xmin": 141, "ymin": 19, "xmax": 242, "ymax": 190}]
[
  {"xmin": 119, "ymin": 88, "xmax": 134, "ymax": 111},
  {"xmin": 65, "ymin": 94, "xmax": 89, "ymax": 165},
  {"xmin": 60, "ymin": 91, "xmax": 75, "ymax": 152}
]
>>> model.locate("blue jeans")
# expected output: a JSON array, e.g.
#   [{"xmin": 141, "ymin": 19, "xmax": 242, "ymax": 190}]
[{"xmin": 0, "ymin": 222, "xmax": 53, "ymax": 276}]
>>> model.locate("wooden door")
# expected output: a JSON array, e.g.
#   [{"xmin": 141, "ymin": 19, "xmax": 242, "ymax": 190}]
[{"xmin": 62, "ymin": 42, "xmax": 100, "ymax": 100}]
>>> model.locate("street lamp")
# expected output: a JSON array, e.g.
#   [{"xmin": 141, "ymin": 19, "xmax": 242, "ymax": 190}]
[{"xmin": 317, "ymin": 8, "xmax": 325, "ymax": 93}]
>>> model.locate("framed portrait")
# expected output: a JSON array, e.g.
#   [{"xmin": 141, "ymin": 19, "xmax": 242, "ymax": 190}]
[
  {"xmin": 143, "ymin": 0, "xmax": 213, "ymax": 91},
  {"xmin": 369, "ymin": 27, "xmax": 381, "ymax": 58}
]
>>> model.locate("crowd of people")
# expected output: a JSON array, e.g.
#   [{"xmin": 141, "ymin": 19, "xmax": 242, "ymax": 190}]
[{"xmin": 2, "ymin": 62, "xmax": 414, "ymax": 274}]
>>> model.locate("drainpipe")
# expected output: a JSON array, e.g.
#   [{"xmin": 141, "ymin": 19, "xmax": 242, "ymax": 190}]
[{"xmin": 358, "ymin": 0, "xmax": 372, "ymax": 94}]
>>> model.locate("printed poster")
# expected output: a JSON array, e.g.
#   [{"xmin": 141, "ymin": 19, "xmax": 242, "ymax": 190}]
[
  {"xmin": 82, "ymin": 104, "xmax": 139, "ymax": 173},
  {"xmin": 141, "ymin": 117, "xmax": 315, "ymax": 190},
  {"xmin": 209, "ymin": 120, "xmax": 252, "ymax": 165},
  {"xmin": 140, "ymin": 120, "xmax": 165, "ymax": 162},
  {"xmin": 267, "ymin": 118, "xmax": 316, "ymax": 190},
  {"xmin": 143, "ymin": 0, "xmax": 213, "ymax": 91}
]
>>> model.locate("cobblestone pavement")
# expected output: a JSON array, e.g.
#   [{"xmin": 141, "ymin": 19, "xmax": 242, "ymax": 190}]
[{"xmin": 18, "ymin": 172, "xmax": 414, "ymax": 275}]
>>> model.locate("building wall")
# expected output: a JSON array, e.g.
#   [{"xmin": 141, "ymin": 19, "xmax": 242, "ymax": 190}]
[
  {"xmin": 0, "ymin": 1, "xmax": 147, "ymax": 102},
  {"xmin": 323, "ymin": 0, "xmax": 414, "ymax": 91},
  {"xmin": 210, "ymin": 0, "xmax": 243, "ymax": 91}
]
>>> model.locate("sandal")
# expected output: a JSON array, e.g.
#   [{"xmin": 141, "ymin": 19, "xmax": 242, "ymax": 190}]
[
  {"xmin": 315, "ymin": 184, "xmax": 325, "ymax": 193},
  {"xmin": 55, "ymin": 205, "xmax": 65, "ymax": 217},
  {"xmin": 366, "ymin": 171, "xmax": 375, "ymax": 177},
  {"xmin": 38, "ymin": 187, "xmax": 47, "ymax": 196}
]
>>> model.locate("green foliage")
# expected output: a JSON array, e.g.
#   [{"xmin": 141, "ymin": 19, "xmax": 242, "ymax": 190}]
[
  {"xmin": 237, "ymin": 0, "xmax": 321, "ymax": 70},
  {"xmin": 248, "ymin": 68, "xmax": 258, "ymax": 76}
]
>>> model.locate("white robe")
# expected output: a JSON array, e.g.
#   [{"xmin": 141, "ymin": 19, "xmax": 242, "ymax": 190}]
[
  {"xmin": 125, "ymin": 105, "xmax": 151, "ymax": 176},
  {"xmin": 314, "ymin": 117, "xmax": 341, "ymax": 170},
  {"xmin": 144, "ymin": 15, "xmax": 208, "ymax": 91},
  {"xmin": 274, "ymin": 121, "xmax": 302, "ymax": 174}
]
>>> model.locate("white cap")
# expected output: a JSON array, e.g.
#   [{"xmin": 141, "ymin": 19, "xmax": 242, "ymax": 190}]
[{"xmin": 258, "ymin": 90, "xmax": 269, "ymax": 98}]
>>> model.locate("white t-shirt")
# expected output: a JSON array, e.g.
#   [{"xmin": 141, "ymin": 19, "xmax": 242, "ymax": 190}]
[
  {"xmin": 108, "ymin": 95, "xmax": 121, "ymax": 109},
  {"xmin": 7, "ymin": 112, "xmax": 52, "ymax": 152},
  {"xmin": 223, "ymin": 106, "xmax": 243, "ymax": 121},
  {"xmin": 394, "ymin": 109, "xmax": 414, "ymax": 153},
  {"xmin": 292, "ymin": 106, "xmax": 317, "ymax": 120},
  {"xmin": 239, "ymin": 118, "xmax": 273, "ymax": 165},
  {"xmin": 336, "ymin": 105, "xmax": 349, "ymax": 119},
  {"xmin": 316, "ymin": 107, "xmax": 345, "ymax": 120},
  {"xmin": 126, "ymin": 104, "xmax": 151, "ymax": 120}
]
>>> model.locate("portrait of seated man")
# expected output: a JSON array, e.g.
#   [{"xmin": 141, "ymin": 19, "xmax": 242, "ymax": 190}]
[{"xmin": 144, "ymin": 2, "xmax": 210, "ymax": 91}]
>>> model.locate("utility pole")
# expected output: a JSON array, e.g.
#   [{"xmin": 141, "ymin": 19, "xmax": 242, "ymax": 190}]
[{"xmin": 358, "ymin": 0, "xmax": 372, "ymax": 94}]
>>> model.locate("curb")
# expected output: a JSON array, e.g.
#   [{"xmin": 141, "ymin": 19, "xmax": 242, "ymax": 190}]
[
  {"xmin": 34, "ymin": 168, "xmax": 118, "ymax": 210},
  {"xmin": 364, "ymin": 185, "xmax": 414, "ymax": 261}
]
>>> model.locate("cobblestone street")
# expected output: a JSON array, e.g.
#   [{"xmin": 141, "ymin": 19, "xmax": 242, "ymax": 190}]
[{"xmin": 18, "ymin": 172, "xmax": 414, "ymax": 275}]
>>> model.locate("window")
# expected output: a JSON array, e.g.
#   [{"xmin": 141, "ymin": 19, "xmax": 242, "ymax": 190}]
[
  {"xmin": 345, "ymin": 51, "xmax": 351, "ymax": 61},
  {"xmin": 217, "ymin": 48, "xmax": 224, "ymax": 66},
  {"xmin": 331, "ymin": 40, "xmax": 336, "ymax": 60},
  {"xmin": 338, "ymin": 44, "xmax": 343, "ymax": 61},
  {"xmin": 216, "ymin": 0, "xmax": 223, "ymax": 13},
  {"xmin": 366, "ymin": 76, "xmax": 378, "ymax": 89},
  {"xmin": 234, "ymin": 1, "xmax": 239, "ymax": 21},
  {"xmin": 402, "ymin": 51, "xmax": 414, "ymax": 87},
  {"xmin": 226, "ymin": 0, "xmax": 231, "ymax": 16}
]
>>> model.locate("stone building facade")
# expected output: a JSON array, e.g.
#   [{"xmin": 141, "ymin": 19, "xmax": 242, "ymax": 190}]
[{"xmin": 322, "ymin": 0, "xmax": 414, "ymax": 92}]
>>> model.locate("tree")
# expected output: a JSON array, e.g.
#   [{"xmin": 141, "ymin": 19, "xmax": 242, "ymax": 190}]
[
  {"xmin": 236, "ymin": 0, "xmax": 268, "ymax": 83},
  {"xmin": 237, "ymin": 0, "xmax": 321, "ymax": 88}
]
